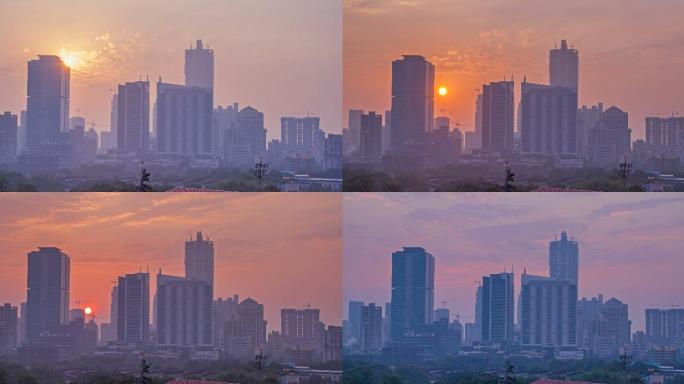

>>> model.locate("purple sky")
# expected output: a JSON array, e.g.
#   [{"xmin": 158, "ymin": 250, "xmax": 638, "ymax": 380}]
[{"xmin": 343, "ymin": 193, "xmax": 684, "ymax": 332}]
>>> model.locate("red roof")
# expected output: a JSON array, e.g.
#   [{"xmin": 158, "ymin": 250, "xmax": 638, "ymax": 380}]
[
  {"xmin": 531, "ymin": 380, "xmax": 603, "ymax": 384},
  {"xmin": 532, "ymin": 186, "xmax": 593, "ymax": 192}
]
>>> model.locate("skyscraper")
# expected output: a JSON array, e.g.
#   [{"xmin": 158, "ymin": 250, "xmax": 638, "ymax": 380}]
[
  {"xmin": 237, "ymin": 106, "xmax": 267, "ymax": 158},
  {"xmin": 593, "ymin": 297, "xmax": 631, "ymax": 354},
  {"xmin": 520, "ymin": 81, "xmax": 578, "ymax": 154},
  {"xmin": 116, "ymin": 81, "xmax": 150, "ymax": 154},
  {"xmin": 481, "ymin": 80, "xmax": 514, "ymax": 154},
  {"xmin": 116, "ymin": 272, "xmax": 150, "ymax": 346},
  {"xmin": 360, "ymin": 111, "xmax": 382, "ymax": 160},
  {"xmin": 348, "ymin": 109, "xmax": 363, "ymax": 149},
  {"xmin": 549, "ymin": 39, "xmax": 579, "ymax": 91},
  {"xmin": 184, "ymin": 39, "xmax": 214, "ymax": 91},
  {"xmin": 281, "ymin": 116, "xmax": 323, "ymax": 152},
  {"xmin": 155, "ymin": 272, "xmax": 213, "ymax": 346},
  {"xmin": 520, "ymin": 273, "xmax": 577, "ymax": 347},
  {"xmin": 360, "ymin": 303, "xmax": 382, "ymax": 352},
  {"xmin": 0, "ymin": 303, "xmax": 18, "ymax": 352},
  {"xmin": 549, "ymin": 231, "xmax": 579, "ymax": 286},
  {"xmin": 155, "ymin": 81, "xmax": 213, "ymax": 156},
  {"xmin": 26, "ymin": 247, "xmax": 70, "ymax": 339},
  {"xmin": 213, "ymin": 295, "xmax": 239, "ymax": 347},
  {"xmin": 481, "ymin": 272, "xmax": 514, "ymax": 345},
  {"xmin": 0, "ymin": 111, "xmax": 18, "ymax": 162},
  {"xmin": 26, "ymin": 55, "xmax": 70, "ymax": 148},
  {"xmin": 324, "ymin": 133, "xmax": 343, "ymax": 170},
  {"xmin": 578, "ymin": 295, "xmax": 604, "ymax": 348},
  {"xmin": 185, "ymin": 231, "xmax": 214, "ymax": 286},
  {"xmin": 390, "ymin": 55, "xmax": 435, "ymax": 147},
  {"xmin": 390, "ymin": 247, "xmax": 435, "ymax": 340}
]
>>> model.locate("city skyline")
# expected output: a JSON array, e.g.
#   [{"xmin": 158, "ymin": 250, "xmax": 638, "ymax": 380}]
[
  {"xmin": 0, "ymin": 193, "xmax": 342, "ymax": 329},
  {"xmin": 344, "ymin": 0, "xmax": 684, "ymax": 140},
  {"xmin": 0, "ymin": 0, "xmax": 342, "ymax": 139},
  {"xmin": 343, "ymin": 193, "xmax": 684, "ymax": 332}
]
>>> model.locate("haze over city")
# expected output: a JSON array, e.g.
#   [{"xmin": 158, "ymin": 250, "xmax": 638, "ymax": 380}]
[
  {"xmin": 344, "ymin": 0, "xmax": 684, "ymax": 139},
  {"xmin": 0, "ymin": 193, "xmax": 342, "ymax": 328},
  {"xmin": 343, "ymin": 193, "xmax": 684, "ymax": 332},
  {"xmin": 0, "ymin": 0, "xmax": 342, "ymax": 139}
]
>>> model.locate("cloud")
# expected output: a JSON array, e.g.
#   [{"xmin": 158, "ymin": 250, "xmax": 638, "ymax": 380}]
[
  {"xmin": 345, "ymin": 0, "xmax": 421, "ymax": 15},
  {"xmin": 588, "ymin": 197, "xmax": 684, "ymax": 219}
]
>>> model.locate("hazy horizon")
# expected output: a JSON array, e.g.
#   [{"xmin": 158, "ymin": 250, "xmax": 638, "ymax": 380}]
[
  {"xmin": 0, "ymin": 193, "xmax": 342, "ymax": 330},
  {"xmin": 0, "ymin": 0, "xmax": 343, "ymax": 140},
  {"xmin": 343, "ymin": 193, "xmax": 684, "ymax": 332},
  {"xmin": 344, "ymin": 0, "xmax": 684, "ymax": 139}
]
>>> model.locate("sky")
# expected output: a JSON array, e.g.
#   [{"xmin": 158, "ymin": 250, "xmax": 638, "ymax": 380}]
[
  {"xmin": 344, "ymin": 0, "xmax": 684, "ymax": 139},
  {"xmin": 0, "ymin": 193, "xmax": 342, "ymax": 330},
  {"xmin": 0, "ymin": 0, "xmax": 342, "ymax": 139},
  {"xmin": 343, "ymin": 193, "xmax": 684, "ymax": 332}
]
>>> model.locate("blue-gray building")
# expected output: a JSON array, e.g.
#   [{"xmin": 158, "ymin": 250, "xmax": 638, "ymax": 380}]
[
  {"xmin": 481, "ymin": 272, "xmax": 514, "ymax": 345},
  {"xmin": 390, "ymin": 55, "xmax": 435, "ymax": 148},
  {"xmin": 116, "ymin": 272, "xmax": 149, "ymax": 346},
  {"xmin": 390, "ymin": 247, "xmax": 435, "ymax": 341}
]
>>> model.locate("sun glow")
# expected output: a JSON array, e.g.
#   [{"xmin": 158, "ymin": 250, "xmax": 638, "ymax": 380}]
[
  {"xmin": 58, "ymin": 48, "xmax": 85, "ymax": 69},
  {"xmin": 438, "ymin": 86, "xmax": 448, "ymax": 96},
  {"xmin": 84, "ymin": 307, "xmax": 93, "ymax": 315}
]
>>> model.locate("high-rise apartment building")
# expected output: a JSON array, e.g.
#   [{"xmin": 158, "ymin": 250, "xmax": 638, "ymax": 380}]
[
  {"xmin": 390, "ymin": 247, "xmax": 435, "ymax": 340},
  {"xmin": 481, "ymin": 80, "xmax": 514, "ymax": 154},
  {"xmin": 155, "ymin": 81, "xmax": 213, "ymax": 156},
  {"xmin": 26, "ymin": 247, "xmax": 70, "ymax": 339},
  {"xmin": 481, "ymin": 272, "xmax": 514, "ymax": 345},
  {"xmin": 116, "ymin": 272, "xmax": 149, "ymax": 346},
  {"xmin": 520, "ymin": 274, "xmax": 578, "ymax": 347},
  {"xmin": 549, "ymin": 39, "xmax": 579, "ymax": 91},
  {"xmin": 360, "ymin": 303, "xmax": 382, "ymax": 352},
  {"xmin": 116, "ymin": 81, "xmax": 150, "ymax": 154},
  {"xmin": 360, "ymin": 111, "xmax": 382, "ymax": 160},
  {"xmin": 520, "ymin": 81, "xmax": 578, "ymax": 154},
  {"xmin": 155, "ymin": 272, "xmax": 212, "ymax": 346},
  {"xmin": 0, "ymin": 303, "xmax": 18, "ymax": 352},
  {"xmin": 0, "ymin": 112, "xmax": 18, "ymax": 162},
  {"xmin": 26, "ymin": 56, "xmax": 70, "ymax": 148},
  {"xmin": 390, "ymin": 55, "xmax": 435, "ymax": 147},
  {"xmin": 549, "ymin": 231, "xmax": 579, "ymax": 286},
  {"xmin": 184, "ymin": 39, "xmax": 214, "ymax": 91},
  {"xmin": 185, "ymin": 231, "xmax": 214, "ymax": 286}
]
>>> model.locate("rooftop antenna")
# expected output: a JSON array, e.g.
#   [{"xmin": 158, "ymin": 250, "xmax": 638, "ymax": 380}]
[{"xmin": 554, "ymin": 38, "xmax": 557, "ymax": 49}]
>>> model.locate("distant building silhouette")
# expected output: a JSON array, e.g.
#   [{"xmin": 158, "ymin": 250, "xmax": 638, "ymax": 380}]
[
  {"xmin": 549, "ymin": 231, "xmax": 579, "ymax": 286},
  {"xmin": 360, "ymin": 303, "xmax": 382, "ymax": 352},
  {"xmin": 481, "ymin": 80, "xmax": 514, "ymax": 154},
  {"xmin": 26, "ymin": 56, "xmax": 70, "ymax": 148},
  {"xmin": 645, "ymin": 116, "xmax": 684, "ymax": 150},
  {"xmin": 185, "ymin": 39, "xmax": 214, "ymax": 91},
  {"xmin": 645, "ymin": 308, "xmax": 684, "ymax": 344},
  {"xmin": 184, "ymin": 231, "xmax": 215, "ymax": 286},
  {"xmin": 281, "ymin": 308, "xmax": 321, "ymax": 344},
  {"xmin": 0, "ymin": 303, "xmax": 18, "ymax": 353},
  {"xmin": 347, "ymin": 301, "xmax": 364, "ymax": 341},
  {"xmin": 577, "ymin": 103, "xmax": 604, "ymax": 156},
  {"xmin": 360, "ymin": 111, "xmax": 382, "ymax": 160},
  {"xmin": 589, "ymin": 297, "xmax": 631, "ymax": 358},
  {"xmin": 26, "ymin": 247, "xmax": 70, "ymax": 339},
  {"xmin": 213, "ymin": 295, "xmax": 239, "ymax": 348},
  {"xmin": 116, "ymin": 81, "xmax": 150, "ymax": 154},
  {"xmin": 390, "ymin": 55, "xmax": 435, "ymax": 147},
  {"xmin": 589, "ymin": 106, "xmax": 631, "ymax": 168},
  {"xmin": 348, "ymin": 109, "xmax": 363, "ymax": 150},
  {"xmin": 324, "ymin": 133, "xmax": 343, "ymax": 170},
  {"xmin": 390, "ymin": 247, "xmax": 435, "ymax": 340},
  {"xmin": 0, "ymin": 111, "xmax": 18, "ymax": 162},
  {"xmin": 116, "ymin": 272, "xmax": 149, "ymax": 346},
  {"xmin": 549, "ymin": 39, "xmax": 579, "ymax": 91},
  {"xmin": 578, "ymin": 295, "xmax": 604, "ymax": 348}
]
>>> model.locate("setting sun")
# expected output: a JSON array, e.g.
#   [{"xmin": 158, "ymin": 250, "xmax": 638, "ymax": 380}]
[
  {"xmin": 438, "ymin": 86, "xmax": 447, "ymax": 96},
  {"xmin": 84, "ymin": 306, "xmax": 93, "ymax": 315},
  {"xmin": 58, "ymin": 49, "xmax": 84, "ymax": 69}
]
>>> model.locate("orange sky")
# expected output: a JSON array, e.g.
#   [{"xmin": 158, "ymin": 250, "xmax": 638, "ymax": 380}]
[
  {"xmin": 344, "ymin": 0, "xmax": 684, "ymax": 138},
  {"xmin": 0, "ymin": 193, "xmax": 342, "ymax": 329}
]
